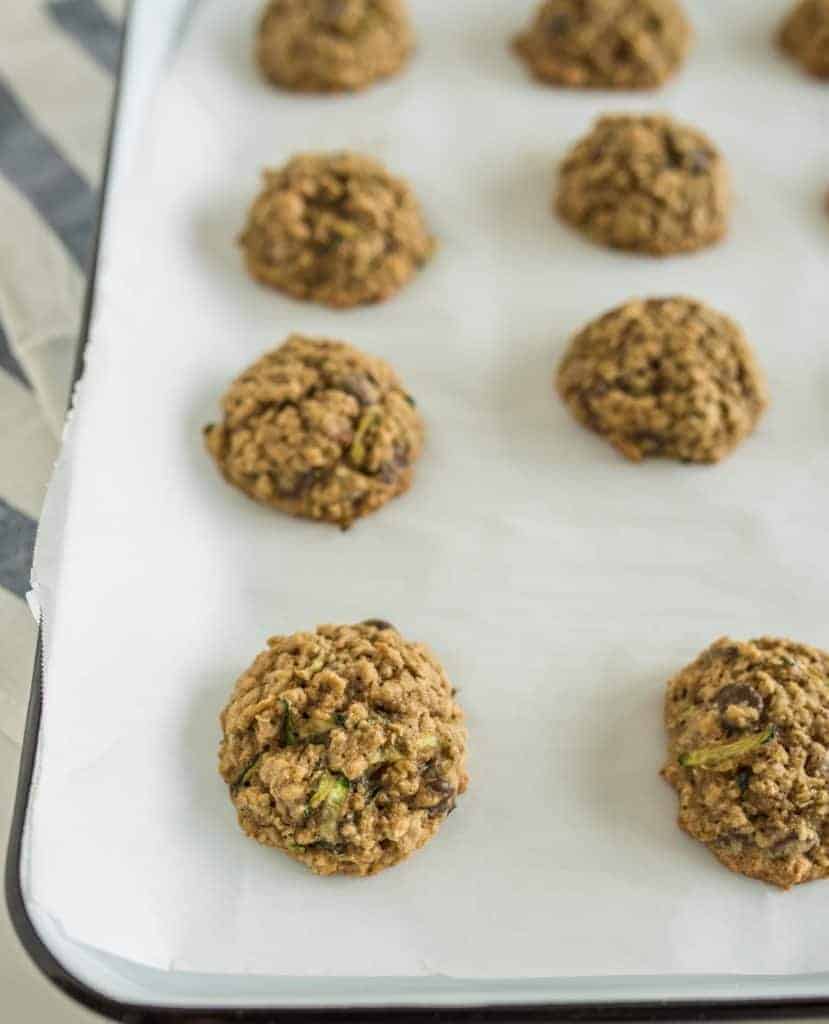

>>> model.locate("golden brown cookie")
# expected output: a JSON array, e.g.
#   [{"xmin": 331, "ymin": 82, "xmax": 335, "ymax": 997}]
[
  {"xmin": 219, "ymin": 621, "xmax": 469, "ymax": 876},
  {"xmin": 240, "ymin": 152, "xmax": 435, "ymax": 308},
  {"xmin": 255, "ymin": 0, "xmax": 413, "ymax": 93},
  {"xmin": 555, "ymin": 297, "xmax": 768, "ymax": 464},
  {"xmin": 662, "ymin": 636, "xmax": 829, "ymax": 889},
  {"xmin": 513, "ymin": 0, "xmax": 692, "ymax": 89},
  {"xmin": 204, "ymin": 334, "xmax": 424, "ymax": 528},
  {"xmin": 779, "ymin": 0, "xmax": 829, "ymax": 78},
  {"xmin": 555, "ymin": 114, "xmax": 729, "ymax": 256}
]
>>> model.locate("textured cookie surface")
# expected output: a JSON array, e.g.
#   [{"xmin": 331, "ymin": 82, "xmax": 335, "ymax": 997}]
[
  {"xmin": 556, "ymin": 297, "xmax": 768, "ymax": 464},
  {"xmin": 779, "ymin": 0, "xmax": 829, "ymax": 78},
  {"xmin": 219, "ymin": 622, "xmax": 468, "ymax": 876},
  {"xmin": 204, "ymin": 334, "xmax": 424, "ymax": 528},
  {"xmin": 556, "ymin": 114, "xmax": 729, "ymax": 255},
  {"xmin": 240, "ymin": 152, "xmax": 435, "ymax": 308},
  {"xmin": 514, "ymin": 0, "xmax": 692, "ymax": 89},
  {"xmin": 662, "ymin": 636, "xmax": 829, "ymax": 888},
  {"xmin": 256, "ymin": 0, "xmax": 413, "ymax": 92}
]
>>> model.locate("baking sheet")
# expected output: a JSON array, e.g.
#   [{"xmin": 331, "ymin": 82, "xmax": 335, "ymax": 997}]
[{"xmin": 23, "ymin": 0, "xmax": 829, "ymax": 980}]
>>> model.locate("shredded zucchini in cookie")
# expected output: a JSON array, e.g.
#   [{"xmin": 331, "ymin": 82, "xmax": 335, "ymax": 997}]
[
  {"xmin": 679, "ymin": 726, "xmax": 776, "ymax": 770},
  {"xmin": 349, "ymin": 409, "xmax": 383, "ymax": 466},
  {"xmin": 232, "ymin": 755, "xmax": 262, "ymax": 791},
  {"xmin": 281, "ymin": 700, "xmax": 298, "ymax": 747},
  {"xmin": 310, "ymin": 773, "xmax": 351, "ymax": 843}
]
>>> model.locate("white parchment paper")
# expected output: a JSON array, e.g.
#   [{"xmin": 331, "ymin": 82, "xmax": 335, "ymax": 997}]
[{"xmin": 24, "ymin": 0, "xmax": 829, "ymax": 978}]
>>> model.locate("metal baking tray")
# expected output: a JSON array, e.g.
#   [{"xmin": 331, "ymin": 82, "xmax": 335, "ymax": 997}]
[{"xmin": 6, "ymin": 1, "xmax": 829, "ymax": 1019}]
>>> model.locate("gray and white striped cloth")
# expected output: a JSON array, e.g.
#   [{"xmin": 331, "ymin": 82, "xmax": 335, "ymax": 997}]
[{"xmin": 0, "ymin": 0, "xmax": 125, "ymax": 746}]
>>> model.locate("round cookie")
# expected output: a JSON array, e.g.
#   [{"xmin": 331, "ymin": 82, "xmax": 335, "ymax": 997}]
[
  {"xmin": 255, "ymin": 0, "xmax": 413, "ymax": 93},
  {"xmin": 513, "ymin": 0, "xmax": 692, "ymax": 90},
  {"xmin": 555, "ymin": 114, "xmax": 729, "ymax": 256},
  {"xmin": 204, "ymin": 334, "xmax": 424, "ymax": 528},
  {"xmin": 662, "ymin": 636, "xmax": 829, "ymax": 888},
  {"xmin": 240, "ymin": 151, "xmax": 435, "ymax": 308},
  {"xmin": 218, "ymin": 621, "xmax": 469, "ymax": 876},
  {"xmin": 555, "ymin": 297, "xmax": 768, "ymax": 464},
  {"xmin": 779, "ymin": 0, "xmax": 829, "ymax": 79}
]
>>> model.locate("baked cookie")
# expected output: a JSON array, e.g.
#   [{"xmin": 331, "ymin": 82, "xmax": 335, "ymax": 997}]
[
  {"xmin": 204, "ymin": 334, "xmax": 424, "ymax": 528},
  {"xmin": 556, "ymin": 297, "xmax": 768, "ymax": 463},
  {"xmin": 219, "ymin": 621, "xmax": 469, "ymax": 876},
  {"xmin": 662, "ymin": 636, "xmax": 829, "ymax": 888},
  {"xmin": 240, "ymin": 152, "xmax": 435, "ymax": 308},
  {"xmin": 555, "ymin": 114, "xmax": 729, "ymax": 256},
  {"xmin": 255, "ymin": 0, "xmax": 413, "ymax": 92},
  {"xmin": 779, "ymin": 0, "xmax": 829, "ymax": 78},
  {"xmin": 513, "ymin": 0, "xmax": 692, "ymax": 89}
]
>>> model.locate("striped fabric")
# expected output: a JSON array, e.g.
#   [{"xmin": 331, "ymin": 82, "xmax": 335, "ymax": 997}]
[{"xmin": 0, "ymin": 0, "xmax": 125, "ymax": 744}]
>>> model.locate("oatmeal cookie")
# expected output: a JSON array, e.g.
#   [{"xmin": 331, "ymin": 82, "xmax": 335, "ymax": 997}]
[
  {"xmin": 555, "ymin": 297, "xmax": 768, "ymax": 463},
  {"xmin": 204, "ymin": 334, "xmax": 424, "ymax": 528},
  {"xmin": 662, "ymin": 636, "xmax": 829, "ymax": 888},
  {"xmin": 513, "ymin": 0, "xmax": 692, "ymax": 89},
  {"xmin": 555, "ymin": 114, "xmax": 729, "ymax": 255},
  {"xmin": 219, "ymin": 621, "xmax": 469, "ymax": 876},
  {"xmin": 255, "ymin": 0, "xmax": 413, "ymax": 92},
  {"xmin": 240, "ymin": 151, "xmax": 435, "ymax": 308},
  {"xmin": 779, "ymin": 0, "xmax": 829, "ymax": 78}
]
